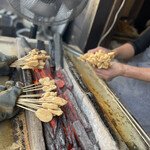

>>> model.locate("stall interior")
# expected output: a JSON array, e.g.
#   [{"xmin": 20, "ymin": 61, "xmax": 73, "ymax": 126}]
[{"xmin": 0, "ymin": 0, "xmax": 150, "ymax": 149}]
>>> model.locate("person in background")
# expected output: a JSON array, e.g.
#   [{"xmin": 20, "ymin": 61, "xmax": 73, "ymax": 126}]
[
  {"xmin": 88, "ymin": 28, "xmax": 150, "ymax": 134},
  {"xmin": 0, "ymin": 52, "xmax": 22, "ymax": 121}
]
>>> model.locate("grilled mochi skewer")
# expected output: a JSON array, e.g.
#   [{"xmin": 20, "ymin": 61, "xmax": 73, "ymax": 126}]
[
  {"xmin": 22, "ymin": 49, "xmax": 50, "ymax": 69},
  {"xmin": 39, "ymin": 77, "xmax": 57, "ymax": 92},
  {"xmin": 35, "ymin": 108, "xmax": 53, "ymax": 122},
  {"xmin": 39, "ymin": 77, "xmax": 55, "ymax": 85},
  {"xmin": 16, "ymin": 103, "xmax": 53, "ymax": 122},
  {"xmin": 20, "ymin": 77, "xmax": 68, "ymax": 121},
  {"xmin": 42, "ymin": 91, "xmax": 57, "ymax": 98},
  {"xmin": 42, "ymin": 103, "xmax": 63, "ymax": 116},
  {"xmin": 22, "ymin": 77, "xmax": 57, "ymax": 92},
  {"xmin": 10, "ymin": 49, "xmax": 51, "ymax": 69},
  {"xmin": 35, "ymin": 108, "xmax": 63, "ymax": 122},
  {"xmin": 39, "ymin": 78, "xmax": 57, "ymax": 92},
  {"xmin": 39, "ymin": 96, "xmax": 68, "ymax": 106}
]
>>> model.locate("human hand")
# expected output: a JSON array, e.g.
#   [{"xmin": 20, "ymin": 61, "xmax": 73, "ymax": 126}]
[
  {"xmin": 0, "ymin": 83, "xmax": 22, "ymax": 122},
  {"xmin": 0, "ymin": 52, "xmax": 17, "ymax": 76},
  {"xmin": 88, "ymin": 46, "xmax": 111, "ymax": 54},
  {"xmin": 94, "ymin": 62, "xmax": 125, "ymax": 80}
]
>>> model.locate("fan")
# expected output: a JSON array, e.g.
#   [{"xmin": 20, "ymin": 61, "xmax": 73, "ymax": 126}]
[{"xmin": 8, "ymin": 0, "xmax": 88, "ymax": 26}]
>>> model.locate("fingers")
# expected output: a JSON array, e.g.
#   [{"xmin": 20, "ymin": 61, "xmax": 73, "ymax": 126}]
[
  {"xmin": 87, "ymin": 47, "xmax": 100, "ymax": 54},
  {"xmin": 88, "ymin": 49, "xmax": 98, "ymax": 54},
  {"xmin": 94, "ymin": 68, "xmax": 111, "ymax": 81},
  {"xmin": 94, "ymin": 68, "xmax": 105, "ymax": 78},
  {"xmin": 87, "ymin": 47, "xmax": 111, "ymax": 55}
]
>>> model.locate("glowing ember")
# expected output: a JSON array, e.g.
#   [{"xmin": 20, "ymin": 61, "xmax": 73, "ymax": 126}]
[
  {"xmin": 55, "ymin": 79, "xmax": 65, "ymax": 88},
  {"xmin": 31, "ymin": 66, "xmax": 95, "ymax": 149}
]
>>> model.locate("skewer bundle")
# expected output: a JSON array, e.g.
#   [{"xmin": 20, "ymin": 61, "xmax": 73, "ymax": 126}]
[
  {"xmin": 10, "ymin": 49, "xmax": 51, "ymax": 69},
  {"xmin": 16, "ymin": 77, "xmax": 68, "ymax": 122}
]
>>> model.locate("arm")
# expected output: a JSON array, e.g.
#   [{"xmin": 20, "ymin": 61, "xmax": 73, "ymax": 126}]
[
  {"xmin": 95, "ymin": 62, "xmax": 150, "ymax": 81},
  {"xmin": 114, "ymin": 28, "xmax": 150, "ymax": 59},
  {"xmin": 122, "ymin": 65, "xmax": 150, "ymax": 81},
  {"xmin": 88, "ymin": 44, "xmax": 135, "ymax": 60},
  {"xmin": 88, "ymin": 28, "xmax": 150, "ymax": 60},
  {"xmin": 112, "ymin": 43, "xmax": 135, "ymax": 60}
]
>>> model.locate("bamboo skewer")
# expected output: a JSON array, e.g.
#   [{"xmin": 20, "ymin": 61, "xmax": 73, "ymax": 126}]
[
  {"xmin": 9, "ymin": 55, "xmax": 29, "ymax": 68},
  {"xmin": 18, "ymin": 98, "xmax": 39, "ymax": 101},
  {"xmin": 17, "ymin": 101, "xmax": 42, "ymax": 109},
  {"xmin": 10, "ymin": 63, "xmax": 26, "ymax": 66},
  {"xmin": 12, "ymin": 59, "xmax": 26, "ymax": 62},
  {"xmin": 22, "ymin": 83, "xmax": 40, "ymax": 89},
  {"xmin": 11, "ymin": 62, "xmax": 25, "ymax": 65},
  {"xmin": 18, "ymin": 100, "xmax": 61, "ymax": 103},
  {"xmin": 11, "ymin": 55, "xmax": 30, "ymax": 65},
  {"xmin": 22, "ymin": 85, "xmax": 43, "ymax": 91},
  {"xmin": 16, "ymin": 104, "xmax": 36, "ymax": 112},
  {"xmin": 17, "ymin": 99, "xmax": 39, "ymax": 103},
  {"xmin": 9, "ymin": 64, "xmax": 24, "ymax": 68},
  {"xmin": 23, "ymin": 88, "xmax": 43, "ymax": 92},
  {"xmin": 10, "ymin": 49, "xmax": 50, "ymax": 70},
  {"xmin": 17, "ymin": 55, "xmax": 30, "ymax": 60},
  {"xmin": 10, "ymin": 60, "xmax": 26, "ymax": 66},
  {"xmin": 19, "ymin": 94, "xmax": 42, "ymax": 98}
]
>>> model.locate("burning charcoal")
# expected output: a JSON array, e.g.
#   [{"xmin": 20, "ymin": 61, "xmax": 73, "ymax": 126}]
[
  {"xmin": 57, "ymin": 116, "xmax": 66, "ymax": 148},
  {"xmin": 63, "ymin": 104, "xmax": 77, "ymax": 122},
  {"xmin": 55, "ymin": 118, "xmax": 64, "ymax": 150},
  {"xmin": 63, "ymin": 89, "xmax": 91, "ymax": 130},
  {"xmin": 54, "ymin": 118, "xmax": 58, "ymax": 136},
  {"xmin": 43, "ymin": 123, "xmax": 56, "ymax": 150},
  {"xmin": 62, "ymin": 114, "xmax": 72, "ymax": 145},
  {"xmin": 73, "ymin": 120, "xmax": 94, "ymax": 150},
  {"xmin": 55, "ymin": 138, "xmax": 61, "ymax": 150},
  {"xmin": 64, "ymin": 55, "xmax": 89, "ymax": 92},
  {"xmin": 56, "ymin": 69, "xmax": 73, "ymax": 90},
  {"xmin": 68, "ymin": 121, "xmax": 79, "ymax": 150},
  {"xmin": 43, "ymin": 122, "xmax": 54, "ymax": 139},
  {"xmin": 55, "ymin": 79, "xmax": 65, "ymax": 88}
]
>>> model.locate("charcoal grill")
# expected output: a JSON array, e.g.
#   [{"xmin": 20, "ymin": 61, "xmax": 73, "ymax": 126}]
[{"xmin": 0, "ymin": 36, "xmax": 149, "ymax": 150}]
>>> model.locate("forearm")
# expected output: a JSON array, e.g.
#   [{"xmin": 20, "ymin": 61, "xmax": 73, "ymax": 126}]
[
  {"xmin": 112, "ymin": 43, "xmax": 135, "ymax": 60},
  {"xmin": 122, "ymin": 65, "xmax": 150, "ymax": 82}
]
